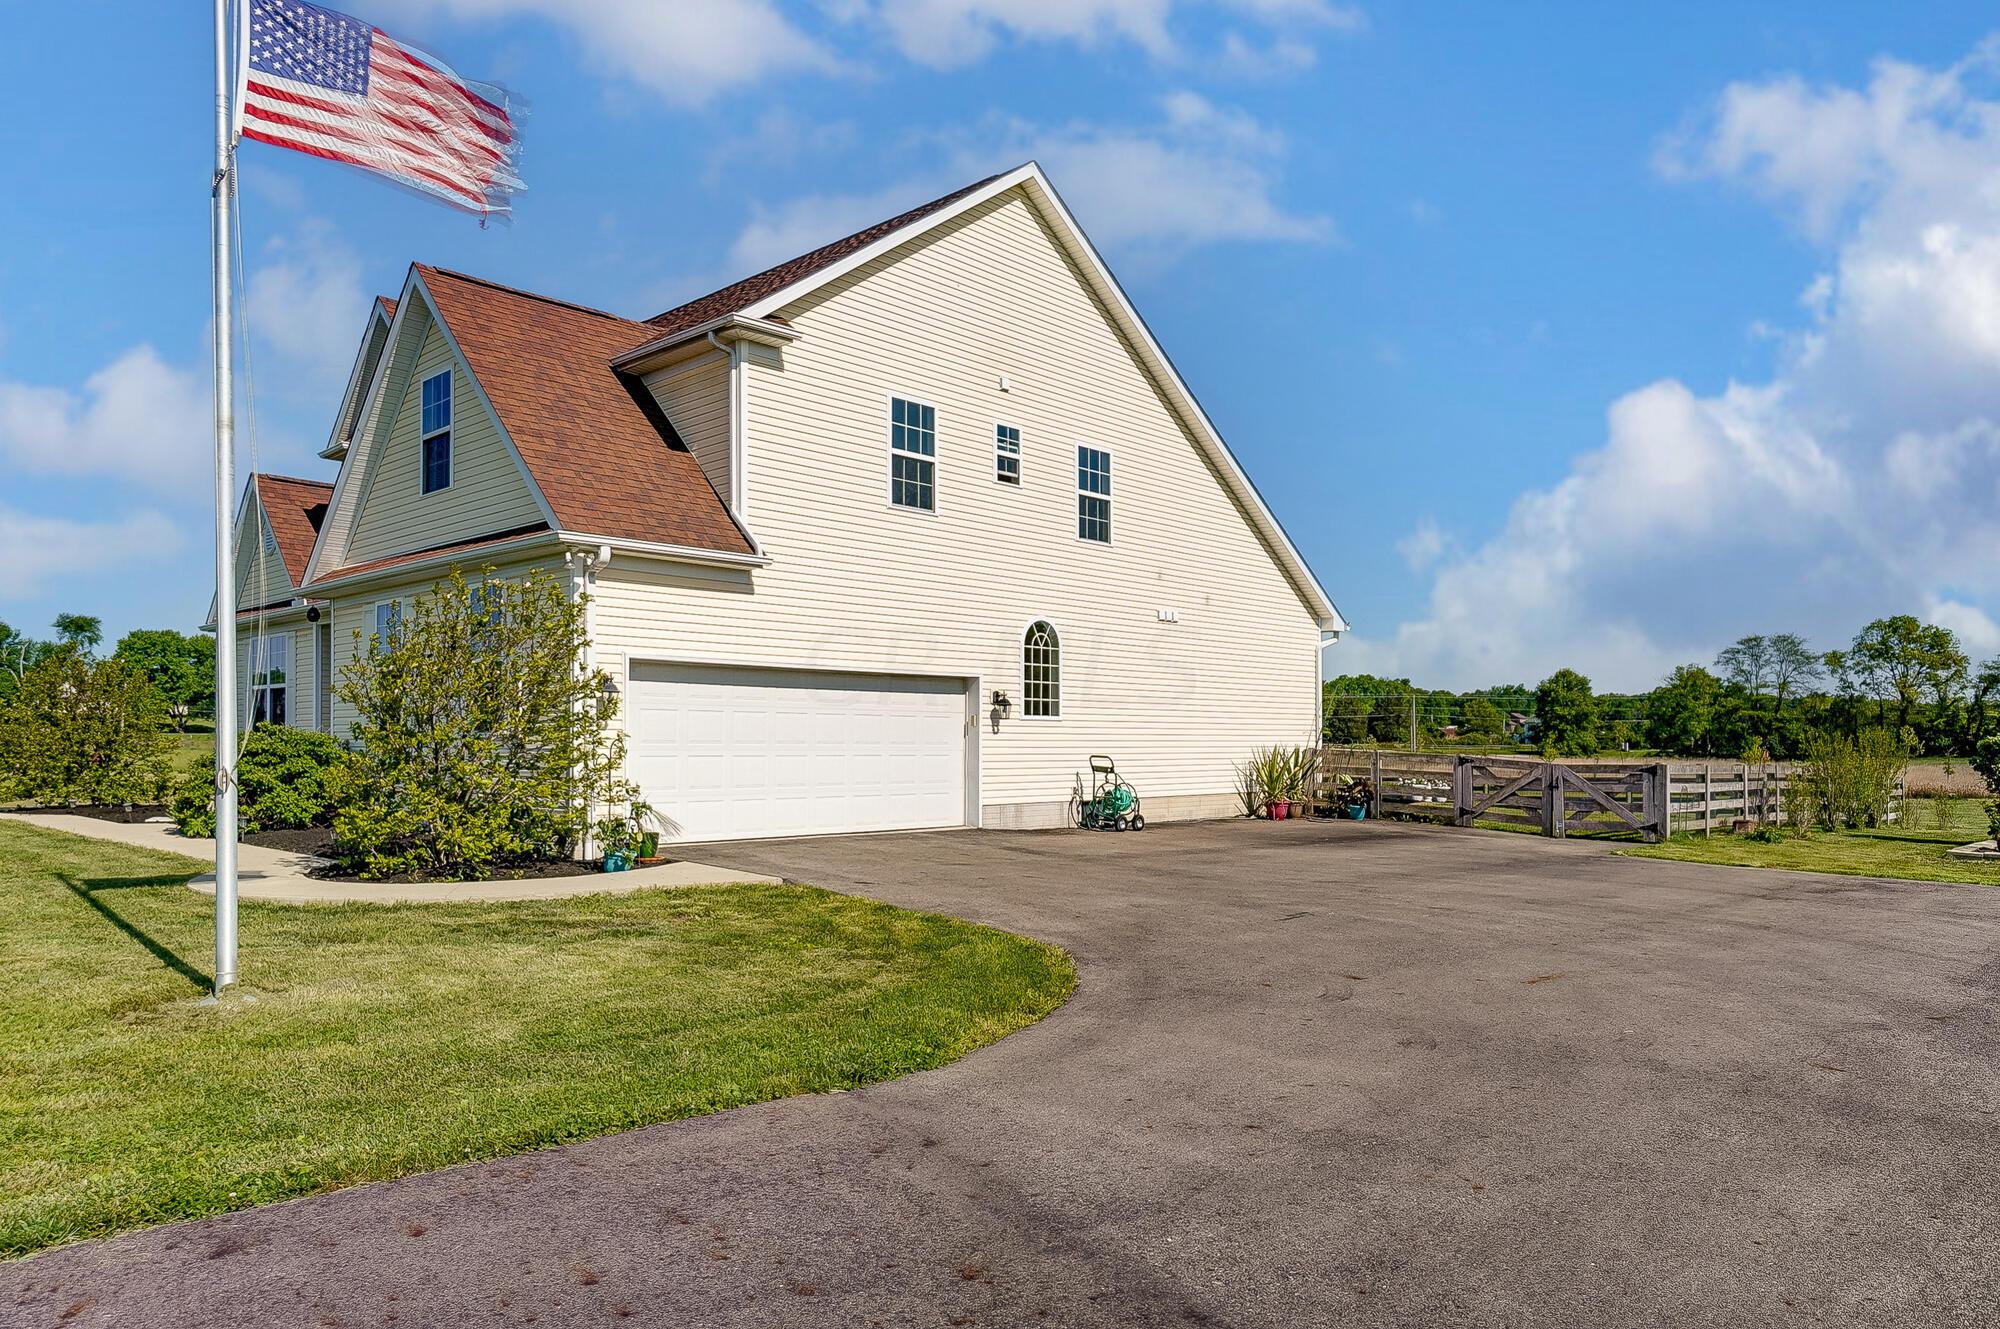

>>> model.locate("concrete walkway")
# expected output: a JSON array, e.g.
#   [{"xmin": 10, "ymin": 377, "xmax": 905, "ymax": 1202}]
[{"xmin": 4, "ymin": 812, "xmax": 779, "ymax": 903}]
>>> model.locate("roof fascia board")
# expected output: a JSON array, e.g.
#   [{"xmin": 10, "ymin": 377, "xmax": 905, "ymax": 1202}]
[
  {"xmin": 320, "ymin": 301, "xmax": 393, "ymax": 459},
  {"xmin": 306, "ymin": 271, "xmax": 425, "ymax": 585},
  {"xmin": 732, "ymin": 161, "xmax": 1346, "ymax": 632},
  {"xmin": 304, "ymin": 530, "xmax": 561, "ymax": 596},
  {"xmin": 612, "ymin": 313, "xmax": 800, "ymax": 374}
]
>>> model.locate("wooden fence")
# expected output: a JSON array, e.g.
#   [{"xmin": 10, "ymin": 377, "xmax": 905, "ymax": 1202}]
[{"xmin": 1314, "ymin": 749, "xmax": 1831, "ymax": 842}]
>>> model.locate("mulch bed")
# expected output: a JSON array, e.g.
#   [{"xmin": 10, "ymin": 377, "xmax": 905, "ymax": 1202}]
[
  {"xmin": 10, "ymin": 803, "xmax": 172, "ymax": 824},
  {"xmin": 3, "ymin": 806, "xmax": 604, "ymax": 883}
]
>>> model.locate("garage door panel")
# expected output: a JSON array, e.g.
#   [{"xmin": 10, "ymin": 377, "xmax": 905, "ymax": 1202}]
[{"xmin": 627, "ymin": 663, "xmax": 967, "ymax": 842}]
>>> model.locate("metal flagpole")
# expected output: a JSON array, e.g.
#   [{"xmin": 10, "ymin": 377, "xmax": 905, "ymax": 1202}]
[{"xmin": 211, "ymin": 0, "xmax": 240, "ymax": 991}]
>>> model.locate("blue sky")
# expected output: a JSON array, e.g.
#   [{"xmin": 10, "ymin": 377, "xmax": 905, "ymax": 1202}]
[{"xmin": 3, "ymin": 2, "xmax": 1998, "ymax": 690}]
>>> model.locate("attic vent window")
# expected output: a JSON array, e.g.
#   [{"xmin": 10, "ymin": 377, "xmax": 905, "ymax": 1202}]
[{"xmin": 421, "ymin": 370, "xmax": 452, "ymax": 494}]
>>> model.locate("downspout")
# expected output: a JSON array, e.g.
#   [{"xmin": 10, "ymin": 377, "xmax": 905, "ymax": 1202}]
[{"xmin": 707, "ymin": 329, "xmax": 747, "ymax": 522}]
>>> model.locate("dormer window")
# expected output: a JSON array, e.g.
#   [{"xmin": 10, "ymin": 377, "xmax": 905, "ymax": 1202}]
[{"xmin": 421, "ymin": 370, "xmax": 452, "ymax": 494}]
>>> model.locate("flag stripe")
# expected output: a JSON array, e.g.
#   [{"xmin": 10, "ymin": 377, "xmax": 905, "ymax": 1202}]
[
  {"xmin": 244, "ymin": 79, "xmax": 507, "ymax": 174},
  {"xmin": 242, "ymin": 124, "xmax": 490, "ymax": 207},
  {"xmin": 241, "ymin": 100, "xmax": 501, "ymax": 192}
]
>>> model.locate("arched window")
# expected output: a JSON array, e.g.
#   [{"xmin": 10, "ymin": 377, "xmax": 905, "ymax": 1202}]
[{"xmin": 1023, "ymin": 621, "xmax": 1060, "ymax": 718}]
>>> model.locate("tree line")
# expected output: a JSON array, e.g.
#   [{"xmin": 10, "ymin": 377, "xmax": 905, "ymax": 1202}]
[
  {"xmin": 0, "ymin": 615, "xmax": 214, "ymax": 729},
  {"xmin": 1326, "ymin": 615, "xmax": 2000, "ymax": 760}
]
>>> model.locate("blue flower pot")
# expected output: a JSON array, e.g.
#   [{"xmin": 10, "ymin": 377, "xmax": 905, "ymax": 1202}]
[
  {"xmin": 603, "ymin": 849, "xmax": 634, "ymax": 872},
  {"xmin": 1344, "ymin": 804, "xmax": 1367, "ymax": 820}
]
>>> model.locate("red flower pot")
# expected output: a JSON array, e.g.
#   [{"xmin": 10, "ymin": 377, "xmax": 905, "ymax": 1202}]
[{"xmin": 1269, "ymin": 799, "xmax": 1291, "ymax": 821}]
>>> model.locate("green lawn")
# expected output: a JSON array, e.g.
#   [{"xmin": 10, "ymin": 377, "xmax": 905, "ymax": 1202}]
[
  {"xmin": 0, "ymin": 820, "xmax": 1074, "ymax": 1257},
  {"xmin": 1621, "ymin": 798, "xmax": 1997, "ymax": 886}
]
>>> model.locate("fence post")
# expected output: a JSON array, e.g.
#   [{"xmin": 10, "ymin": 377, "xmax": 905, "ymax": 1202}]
[
  {"xmin": 1453, "ymin": 756, "xmax": 1470, "ymax": 827},
  {"xmin": 1648, "ymin": 762, "xmax": 1670, "ymax": 841},
  {"xmin": 1543, "ymin": 763, "xmax": 1563, "ymax": 838},
  {"xmin": 1702, "ymin": 764, "xmax": 1712, "ymax": 838},
  {"xmin": 1369, "ymin": 749, "xmax": 1382, "ymax": 820}
]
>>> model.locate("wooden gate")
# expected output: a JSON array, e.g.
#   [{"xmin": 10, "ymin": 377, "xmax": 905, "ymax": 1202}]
[{"xmin": 1450, "ymin": 757, "xmax": 1668, "ymax": 841}]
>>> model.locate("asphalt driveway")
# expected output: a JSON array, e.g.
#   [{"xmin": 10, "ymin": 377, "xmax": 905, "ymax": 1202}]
[{"xmin": 10, "ymin": 819, "xmax": 1999, "ymax": 1328}]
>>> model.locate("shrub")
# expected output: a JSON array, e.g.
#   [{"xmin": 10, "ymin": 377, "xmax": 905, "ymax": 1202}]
[
  {"xmin": 1972, "ymin": 735, "xmax": 2000, "ymax": 843},
  {"xmin": 331, "ymin": 567, "xmax": 634, "ymax": 879},
  {"xmin": 1789, "ymin": 729, "xmax": 1906, "ymax": 830},
  {"xmin": 0, "ymin": 647, "xmax": 173, "ymax": 806},
  {"xmin": 1244, "ymin": 744, "xmax": 1318, "ymax": 812},
  {"xmin": 172, "ymin": 724, "xmax": 346, "ymax": 838}
]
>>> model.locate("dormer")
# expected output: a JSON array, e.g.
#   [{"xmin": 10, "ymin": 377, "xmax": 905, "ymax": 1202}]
[{"xmin": 320, "ymin": 295, "xmax": 397, "ymax": 461}]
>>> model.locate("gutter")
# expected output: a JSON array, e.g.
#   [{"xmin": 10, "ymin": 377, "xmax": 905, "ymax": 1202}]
[
  {"xmin": 613, "ymin": 313, "xmax": 799, "ymax": 375},
  {"xmin": 552, "ymin": 531, "xmax": 770, "ymax": 569}
]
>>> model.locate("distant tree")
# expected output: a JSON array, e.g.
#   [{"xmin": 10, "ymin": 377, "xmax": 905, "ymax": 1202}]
[
  {"xmin": 113, "ymin": 629, "xmax": 216, "ymax": 729},
  {"xmin": 51, "ymin": 613, "xmax": 103, "ymax": 653},
  {"xmin": 1967, "ymin": 658, "xmax": 2000, "ymax": 749},
  {"xmin": 1767, "ymin": 633, "xmax": 1822, "ymax": 710},
  {"xmin": 0, "ymin": 620, "xmax": 45, "ymax": 700},
  {"xmin": 1644, "ymin": 665, "xmax": 1721, "ymax": 755},
  {"xmin": 1461, "ymin": 697, "xmax": 1506, "ymax": 741},
  {"xmin": 1534, "ymin": 668, "xmax": 1600, "ymax": 756},
  {"xmin": 1715, "ymin": 635, "xmax": 1774, "ymax": 696},
  {"xmin": 1847, "ymin": 616, "xmax": 1966, "ymax": 737}
]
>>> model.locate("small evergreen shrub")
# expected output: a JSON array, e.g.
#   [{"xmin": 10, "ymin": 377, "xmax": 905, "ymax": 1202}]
[{"xmin": 172, "ymin": 723, "xmax": 346, "ymax": 838}]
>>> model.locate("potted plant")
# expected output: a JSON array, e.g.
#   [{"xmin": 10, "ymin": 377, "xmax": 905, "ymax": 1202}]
[
  {"xmin": 632, "ymin": 799, "xmax": 662, "ymax": 863},
  {"xmin": 595, "ymin": 811, "xmax": 637, "ymax": 872}
]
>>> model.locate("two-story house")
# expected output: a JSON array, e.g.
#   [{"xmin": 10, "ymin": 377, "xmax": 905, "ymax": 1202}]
[{"xmin": 225, "ymin": 163, "xmax": 1344, "ymax": 840}]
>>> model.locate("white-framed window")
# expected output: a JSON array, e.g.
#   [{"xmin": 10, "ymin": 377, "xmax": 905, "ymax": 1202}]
[
  {"xmin": 1023, "ymin": 620, "xmax": 1060, "ymax": 718},
  {"xmin": 247, "ymin": 632, "xmax": 289, "ymax": 728},
  {"xmin": 373, "ymin": 598, "xmax": 402, "ymax": 648},
  {"xmin": 420, "ymin": 369, "xmax": 452, "ymax": 494},
  {"xmin": 1077, "ymin": 445, "xmax": 1111, "ymax": 543},
  {"xmin": 889, "ymin": 396, "xmax": 936, "ymax": 511},
  {"xmin": 995, "ymin": 424, "xmax": 1021, "ymax": 485}
]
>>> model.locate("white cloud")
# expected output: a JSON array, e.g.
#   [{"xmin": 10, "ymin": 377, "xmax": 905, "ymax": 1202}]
[
  {"xmin": 725, "ymin": 94, "xmax": 1330, "ymax": 275},
  {"xmin": 245, "ymin": 221, "xmax": 367, "ymax": 386},
  {"xmin": 1395, "ymin": 516, "xmax": 1447, "ymax": 572},
  {"xmin": 871, "ymin": 0, "xmax": 1176, "ymax": 67},
  {"xmin": 0, "ymin": 506, "xmax": 181, "ymax": 599},
  {"xmin": 409, "ymin": 0, "xmax": 841, "ymax": 107},
  {"xmin": 0, "ymin": 347, "xmax": 213, "ymax": 497},
  {"xmin": 0, "ymin": 221, "xmax": 371, "ymax": 499},
  {"xmin": 1348, "ymin": 39, "xmax": 2000, "ymax": 690}
]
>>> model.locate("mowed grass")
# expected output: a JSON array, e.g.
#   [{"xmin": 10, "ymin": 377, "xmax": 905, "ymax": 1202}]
[
  {"xmin": 0, "ymin": 820, "xmax": 1075, "ymax": 1257},
  {"xmin": 1623, "ymin": 798, "xmax": 1998, "ymax": 886}
]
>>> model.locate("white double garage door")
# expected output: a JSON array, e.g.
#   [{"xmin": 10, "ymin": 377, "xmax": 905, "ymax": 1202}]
[{"xmin": 626, "ymin": 662, "xmax": 969, "ymax": 842}]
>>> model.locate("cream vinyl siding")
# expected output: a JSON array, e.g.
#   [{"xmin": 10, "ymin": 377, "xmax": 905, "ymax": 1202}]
[
  {"xmin": 641, "ymin": 352, "xmax": 734, "ymax": 512},
  {"xmin": 233, "ymin": 622, "xmax": 316, "ymax": 733},
  {"xmin": 590, "ymin": 187, "xmax": 1322, "ymax": 821},
  {"xmin": 323, "ymin": 556, "xmax": 561, "ymax": 739},
  {"xmin": 345, "ymin": 323, "xmax": 543, "ymax": 565},
  {"xmin": 236, "ymin": 506, "xmax": 296, "ymax": 609}
]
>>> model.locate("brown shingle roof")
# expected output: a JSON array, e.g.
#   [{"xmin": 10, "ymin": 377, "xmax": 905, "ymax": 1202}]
[
  {"xmin": 641, "ymin": 172, "xmax": 1007, "ymax": 337},
  {"xmin": 254, "ymin": 474, "xmax": 334, "ymax": 586},
  {"xmin": 376, "ymin": 295, "xmax": 397, "ymax": 318},
  {"xmin": 416, "ymin": 266, "xmax": 755, "ymax": 555}
]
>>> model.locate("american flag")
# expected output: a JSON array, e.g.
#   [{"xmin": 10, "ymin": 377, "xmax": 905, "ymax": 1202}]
[{"xmin": 237, "ymin": 0, "xmax": 523, "ymax": 217}]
